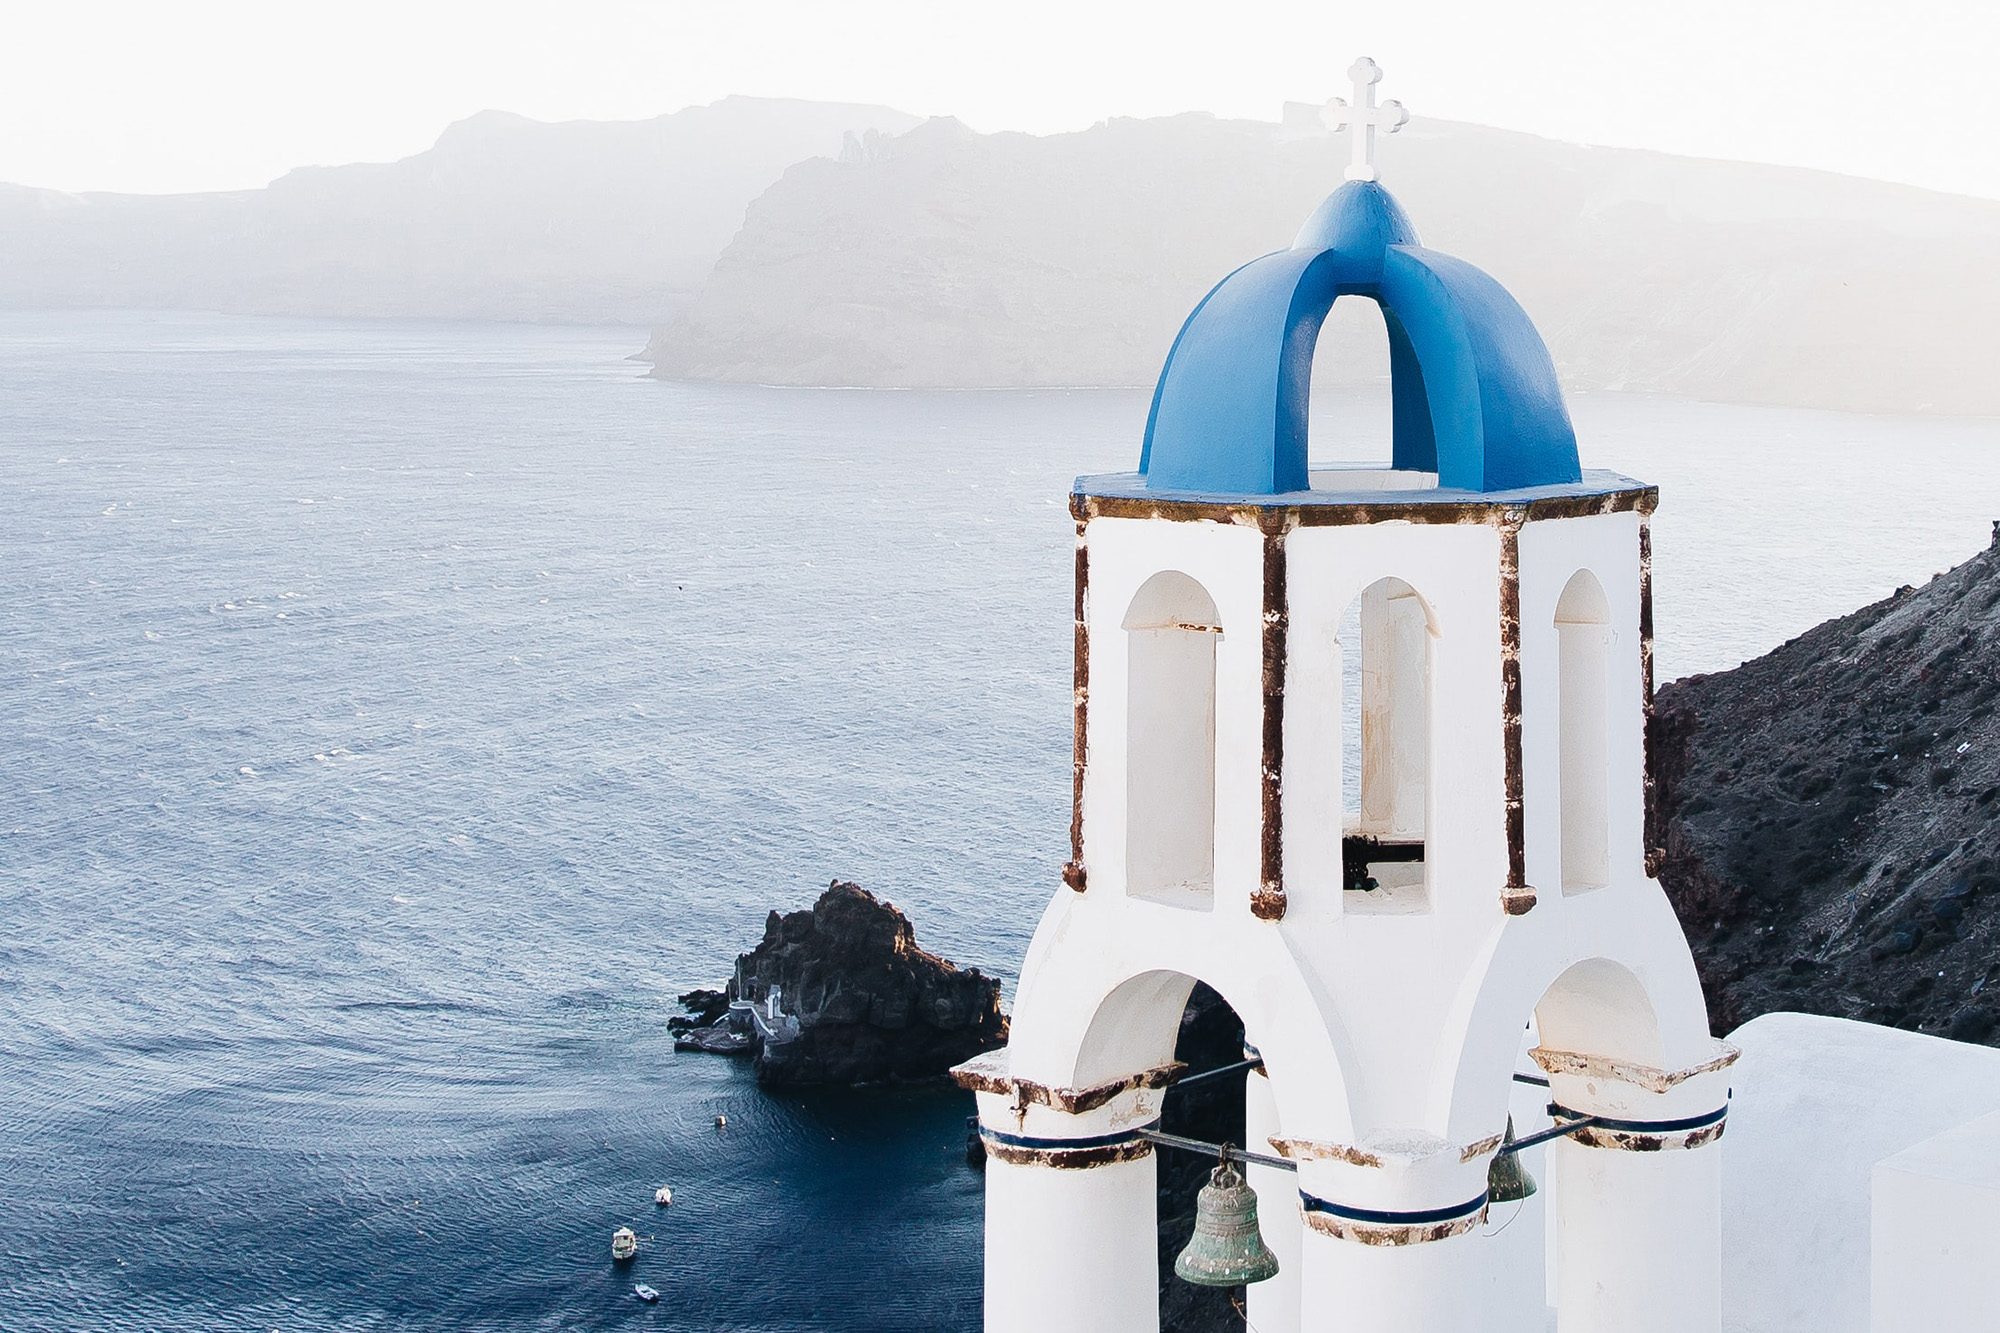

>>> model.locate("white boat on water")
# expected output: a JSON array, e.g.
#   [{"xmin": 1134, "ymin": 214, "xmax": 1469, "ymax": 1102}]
[
  {"xmin": 633, "ymin": 1284, "xmax": 660, "ymax": 1304},
  {"xmin": 654, "ymin": 1185, "xmax": 673, "ymax": 1207},
  {"xmin": 611, "ymin": 1226, "xmax": 638, "ymax": 1261}
]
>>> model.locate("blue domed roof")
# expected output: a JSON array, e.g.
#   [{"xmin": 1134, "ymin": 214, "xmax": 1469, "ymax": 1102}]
[{"xmin": 1139, "ymin": 181, "xmax": 1580, "ymax": 495}]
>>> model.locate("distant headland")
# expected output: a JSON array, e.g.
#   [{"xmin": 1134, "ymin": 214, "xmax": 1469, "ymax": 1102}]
[{"xmin": 3, "ymin": 98, "xmax": 1999, "ymax": 416}]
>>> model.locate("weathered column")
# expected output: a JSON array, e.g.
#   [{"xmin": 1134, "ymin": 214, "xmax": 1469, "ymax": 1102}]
[
  {"xmin": 1243, "ymin": 1044, "xmax": 1303, "ymax": 1333},
  {"xmin": 957, "ymin": 1051, "xmax": 1171, "ymax": 1333},
  {"xmin": 1538, "ymin": 1045, "xmax": 1734, "ymax": 1333},
  {"xmin": 1299, "ymin": 1228, "xmax": 1490, "ymax": 1331},
  {"xmin": 1283, "ymin": 1133, "xmax": 1501, "ymax": 1333},
  {"xmin": 984, "ymin": 1141, "xmax": 1157, "ymax": 1332}
]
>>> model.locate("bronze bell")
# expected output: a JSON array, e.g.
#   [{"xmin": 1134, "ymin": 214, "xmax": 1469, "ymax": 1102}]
[
  {"xmin": 1173, "ymin": 1155, "xmax": 1281, "ymax": 1287},
  {"xmin": 1486, "ymin": 1116, "xmax": 1538, "ymax": 1204}
]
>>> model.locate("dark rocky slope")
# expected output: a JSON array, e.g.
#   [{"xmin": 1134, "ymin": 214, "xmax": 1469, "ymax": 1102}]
[
  {"xmin": 1650, "ymin": 524, "xmax": 2000, "ymax": 1041},
  {"xmin": 718, "ymin": 880, "xmax": 1007, "ymax": 1085}
]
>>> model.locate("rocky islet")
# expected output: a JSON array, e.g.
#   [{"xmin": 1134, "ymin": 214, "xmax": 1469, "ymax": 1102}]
[{"xmin": 673, "ymin": 880, "xmax": 1008, "ymax": 1086}]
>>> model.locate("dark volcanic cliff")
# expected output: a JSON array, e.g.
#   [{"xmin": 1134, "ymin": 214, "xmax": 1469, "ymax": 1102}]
[
  {"xmin": 1650, "ymin": 524, "xmax": 2000, "ymax": 1041},
  {"xmin": 730, "ymin": 881, "xmax": 1007, "ymax": 1085}
]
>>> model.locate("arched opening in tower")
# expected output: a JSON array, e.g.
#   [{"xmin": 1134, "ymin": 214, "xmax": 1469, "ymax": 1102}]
[
  {"xmin": 1555, "ymin": 570, "xmax": 1612, "ymax": 893},
  {"xmin": 1158, "ymin": 981, "xmax": 1250, "ymax": 1332},
  {"xmin": 1307, "ymin": 295, "xmax": 1396, "ymax": 464},
  {"xmin": 1061, "ymin": 970, "xmax": 1261, "ymax": 1329},
  {"xmin": 1340, "ymin": 576, "xmax": 1432, "ymax": 911},
  {"xmin": 1123, "ymin": 570, "xmax": 1221, "ymax": 910}
]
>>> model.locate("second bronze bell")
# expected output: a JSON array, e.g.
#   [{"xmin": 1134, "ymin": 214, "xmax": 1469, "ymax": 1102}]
[{"xmin": 1486, "ymin": 1115, "xmax": 1539, "ymax": 1204}]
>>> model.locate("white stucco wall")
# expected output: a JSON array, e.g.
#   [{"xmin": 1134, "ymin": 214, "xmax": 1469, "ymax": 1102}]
[
  {"xmin": 1014, "ymin": 501, "xmax": 1717, "ymax": 1146},
  {"xmin": 1871, "ymin": 1108, "xmax": 2000, "ymax": 1333},
  {"xmin": 985, "ymin": 1151, "xmax": 1159, "ymax": 1333},
  {"xmin": 1517, "ymin": 512, "xmax": 1647, "ymax": 902},
  {"xmin": 1080, "ymin": 517, "xmax": 1265, "ymax": 919},
  {"xmin": 1722, "ymin": 1012, "xmax": 2000, "ymax": 1333}
]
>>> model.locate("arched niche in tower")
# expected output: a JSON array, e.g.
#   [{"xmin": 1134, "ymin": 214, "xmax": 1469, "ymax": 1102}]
[
  {"xmin": 1339, "ymin": 576, "xmax": 1433, "ymax": 913},
  {"xmin": 1532, "ymin": 956, "xmax": 1664, "ymax": 1069},
  {"xmin": 1071, "ymin": 968, "xmax": 1202, "ymax": 1087},
  {"xmin": 1122, "ymin": 571, "xmax": 1220, "ymax": 910},
  {"xmin": 1555, "ymin": 570, "xmax": 1612, "ymax": 895}
]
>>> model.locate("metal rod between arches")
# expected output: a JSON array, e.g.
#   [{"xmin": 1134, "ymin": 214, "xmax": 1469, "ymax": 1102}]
[
  {"xmin": 1172, "ymin": 1062, "xmax": 1547, "ymax": 1096},
  {"xmin": 1173, "ymin": 1057, "xmax": 1264, "ymax": 1091},
  {"xmin": 1137, "ymin": 1127, "xmax": 1297, "ymax": 1173},
  {"xmin": 1136, "ymin": 1113, "xmax": 1601, "ymax": 1170}
]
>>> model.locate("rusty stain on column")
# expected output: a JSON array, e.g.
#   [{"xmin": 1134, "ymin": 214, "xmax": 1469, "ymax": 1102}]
[
  {"xmin": 1254, "ymin": 519, "xmax": 1289, "ymax": 921},
  {"xmin": 1638, "ymin": 517, "xmax": 1656, "ymax": 712},
  {"xmin": 1498, "ymin": 510, "xmax": 1531, "ymax": 910},
  {"xmin": 1062, "ymin": 511, "xmax": 1090, "ymax": 892},
  {"xmin": 1640, "ymin": 513, "xmax": 1663, "ymax": 878}
]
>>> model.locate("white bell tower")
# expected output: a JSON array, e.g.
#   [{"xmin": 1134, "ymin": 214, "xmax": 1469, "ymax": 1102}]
[{"xmin": 955, "ymin": 61, "xmax": 1731, "ymax": 1333}]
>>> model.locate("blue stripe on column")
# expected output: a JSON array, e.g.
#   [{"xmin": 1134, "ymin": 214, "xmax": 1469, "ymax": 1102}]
[
  {"xmin": 1297, "ymin": 1191, "xmax": 1490, "ymax": 1226},
  {"xmin": 1547, "ymin": 1104, "xmax": 1728, "ymax": 1134},
  {"xmin": 978, "ymin": 1121, "xmax": 1160, "ymax": 1152}
]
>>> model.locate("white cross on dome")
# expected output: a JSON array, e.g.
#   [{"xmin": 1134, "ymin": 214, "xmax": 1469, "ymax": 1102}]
[{"xmin": 1322, "ymin": 57, "xmax": 1408, "ymax": 183}]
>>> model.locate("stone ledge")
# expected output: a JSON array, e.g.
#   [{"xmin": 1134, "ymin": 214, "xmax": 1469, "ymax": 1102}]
[
  {"xmin": 1530, "ymin": 1039, "xmax": 1740, "ymax": 1094},
  {"xmin": 950, "ymin": 1047, "xmax": 1186, "ymax": 1114}
]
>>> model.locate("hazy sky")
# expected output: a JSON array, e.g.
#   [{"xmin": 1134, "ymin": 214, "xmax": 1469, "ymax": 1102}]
[{"xmin": 6, "ymin": 0, "xmax": 1998, "ymax": 199}]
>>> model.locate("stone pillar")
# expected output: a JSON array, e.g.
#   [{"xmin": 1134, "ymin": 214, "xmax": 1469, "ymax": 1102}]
[
  {"xmin": 984, "ymin": 1138, "xmax": 1158, "ymax": 1333},
  {"xmin": 1244, "ymin": 1046, "xmax": 1302, "ymax": 1333},
  {"xmin": 1284, "ymin": 1135, "xmax": 1499, "ymax": 1333},
  {"xmin": 1538, "ymin": 1046, "xmax": 1733, "ymax": 1333},
  {"xmin": 1295, "ymin": 1199, "xmax": 1490, "ymax": 1331},
  {"xmin": 956, "ymin": 1050, "xmax": 1173, "ymax": 1333}
]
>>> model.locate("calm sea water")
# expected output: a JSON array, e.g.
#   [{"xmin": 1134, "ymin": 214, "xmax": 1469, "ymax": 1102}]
[{"xmin": 4, "ymin": 311, "xmax": 1999, "ymax": 1331}]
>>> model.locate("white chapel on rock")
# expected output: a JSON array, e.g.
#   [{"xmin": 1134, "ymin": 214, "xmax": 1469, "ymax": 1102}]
[{"xmin": 953, "ymin": 60, "xmax": 1736, "ymax": 1333}]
